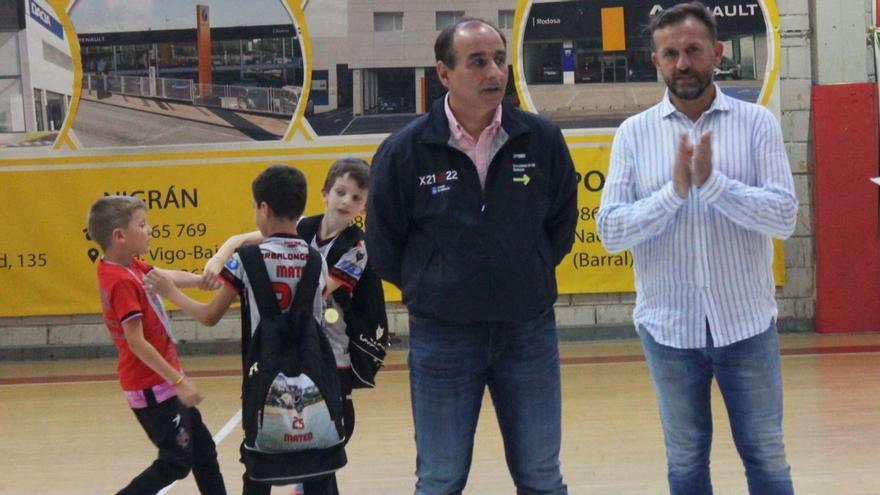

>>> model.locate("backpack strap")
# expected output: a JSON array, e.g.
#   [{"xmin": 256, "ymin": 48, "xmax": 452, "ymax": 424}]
[
  {"xmin": 319, "ymin": 226, "xmax": 361, "ymax": 305},
  {"xmin": 238, "ymin": 244, "xmax": 281, "ymax": 318},
  {"xmin": 298, "ymin": 214, "xmax": 362, "ymax": 268},
  {"xmin": 326, "ymin": 225, "xmax": 362, "ymax": 267},
  {"xmin": 238, "ymin": 243, "xmax": 323, "ymax": 317},
  {"xmin": 289, "ymin": 248, "xmax": 322, "ymax": 314},
  {"xmin": 237, "ymin": 244, "xmax": 274, "ymax": 367},
  {"xmin": 296, "ymin": 215, "xmax": 323, "ymax": 244}
]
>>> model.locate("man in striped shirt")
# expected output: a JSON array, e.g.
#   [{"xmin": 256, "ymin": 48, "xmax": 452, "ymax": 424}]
[{"xmin": 597, "ymin": 2, "xmax": 797, "ymax": 494}]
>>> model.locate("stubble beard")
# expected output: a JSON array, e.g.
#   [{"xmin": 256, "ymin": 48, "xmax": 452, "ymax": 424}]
[{"xmin": 665, "ymin": 68, "xmax": 713, "ymax": 101}]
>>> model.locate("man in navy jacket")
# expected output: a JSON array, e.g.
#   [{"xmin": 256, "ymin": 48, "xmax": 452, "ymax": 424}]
[{"xmin": 367, "ymin": 18, "xmax": 577, "ymax": 495}]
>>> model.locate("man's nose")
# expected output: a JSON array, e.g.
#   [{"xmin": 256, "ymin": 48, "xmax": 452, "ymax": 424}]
[
  {"xmin": 676, "ymin": 55, "xmax": 691, "ymax": 71},
  {"xmin": 488, "ymin": 60, "xmax": 506, "ymax": 80}
]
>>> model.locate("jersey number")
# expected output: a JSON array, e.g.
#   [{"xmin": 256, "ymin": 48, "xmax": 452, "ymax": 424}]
[{"xmin": 272, "ymin": 282, "xmax": 292, "ymax": 309}]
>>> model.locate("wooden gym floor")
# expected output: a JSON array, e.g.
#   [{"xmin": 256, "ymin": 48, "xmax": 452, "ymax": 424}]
[{"xmin": 1, "ymin": 332, "xmax": 879, "ymax": 494}]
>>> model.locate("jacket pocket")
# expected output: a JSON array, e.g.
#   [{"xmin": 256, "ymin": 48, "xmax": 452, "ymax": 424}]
[{"xmin": 402, "ymin": 245, "xmax": 435, "ymax": 309}]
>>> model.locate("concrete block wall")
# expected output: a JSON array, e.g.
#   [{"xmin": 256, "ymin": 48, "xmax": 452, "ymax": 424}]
[
  {"xmin": 776, "ymin": 0, "xmax": 816, "ymax": 330},
  {"xmin": 0, "ymin": 309, "xmax": 245, "ymax": 359},
  {"xmin": 0, "ymin": 2, "xmax": 834, "ymax": 358},
  {"xmin": 867, "ymin": 0, "xmax": 877, "ymax": 81}
]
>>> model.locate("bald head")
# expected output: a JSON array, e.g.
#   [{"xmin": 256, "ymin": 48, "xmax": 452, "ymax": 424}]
[{"xmin": 435, "ymin": 18, "xmax": 506, "ymax": 69}]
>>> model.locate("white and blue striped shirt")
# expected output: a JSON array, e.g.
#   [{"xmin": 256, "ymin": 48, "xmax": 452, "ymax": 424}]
[{"xmin": 597, "ymin": 86, "xmax": 798, "ymax": 348}]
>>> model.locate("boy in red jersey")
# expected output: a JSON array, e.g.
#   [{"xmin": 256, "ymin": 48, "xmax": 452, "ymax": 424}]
[{"xmin": 88, "ymin": 195, "xmax": 227, "ymax": 495}]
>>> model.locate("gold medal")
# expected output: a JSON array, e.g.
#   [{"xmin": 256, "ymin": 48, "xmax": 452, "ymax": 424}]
[{"xmin": 324, "ymin": 307, "xmax": 340, "ymax": 324}]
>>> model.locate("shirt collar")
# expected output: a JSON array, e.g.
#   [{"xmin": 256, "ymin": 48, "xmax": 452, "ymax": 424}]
[
  {"xmin": 444, "ymin": 93, "xmax": 503, "ymax": 142},
  {"xmin": 660, "ymin": 83, "xmax": 731, "ymax": 119},
  {"xmin": 268, "ymin": 232, "xmax": 299, "ymax": 239}
]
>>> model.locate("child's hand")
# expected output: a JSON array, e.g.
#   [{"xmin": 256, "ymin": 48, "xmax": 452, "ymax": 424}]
[
  {"xmin": 144, "ymin": 270, "xmax": 174, "ymax": 297},
  {"xmin": 174, "ymin": 379, "xmax": 204, "ymax": 407},
  {"xmin": 201, "ymin": 255, "xmax": 226, "ymax": 289},
  {"xmin": 198, "ymin": 271, "xmax": 222, "ymax": 291}
]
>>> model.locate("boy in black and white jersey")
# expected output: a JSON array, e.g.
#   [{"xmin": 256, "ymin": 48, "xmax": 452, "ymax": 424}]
[
  {"xmin": 202, "ymin": 158, "xmax": 375, "ymax": 454},
  {"xmin": 203, "ymin": 159, "xmax": 370, "ymax": 376},
  {"xmin": 146, "ymin": 164, "xmax": 341, "ymax": 495}
]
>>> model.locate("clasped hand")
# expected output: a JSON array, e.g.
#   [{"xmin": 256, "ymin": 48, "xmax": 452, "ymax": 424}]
[{"xmin": 674, "ymin": 130, "xmax": 712, "ymax": 198}]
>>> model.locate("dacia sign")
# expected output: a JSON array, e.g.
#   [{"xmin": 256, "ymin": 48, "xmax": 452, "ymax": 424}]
[{"xmin": 29, "ymin": 0, "xmax": 64, "ymax": 40}]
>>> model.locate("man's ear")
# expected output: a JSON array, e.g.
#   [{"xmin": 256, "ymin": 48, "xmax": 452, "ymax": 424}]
[
  {"xmin": 713, "ymin": 41, "xmax": 723, "ymax": 66},
  {"xmin": 436, "ymin": 61, "xmax": 450, "ymax": 89}
]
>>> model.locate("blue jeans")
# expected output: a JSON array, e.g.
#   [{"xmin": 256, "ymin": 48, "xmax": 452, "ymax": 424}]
[
  {"xmin": 408, "ymin": 309, "xmax": 567, "ymax": 495},
  {"xmin": 639, "ymin": 322, "xmax": 794, "ymax": 495}
]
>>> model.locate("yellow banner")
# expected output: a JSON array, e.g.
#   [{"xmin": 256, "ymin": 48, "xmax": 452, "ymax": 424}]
[
  {"xmin": 557, "ymin": 141, "xmax": 787, "ymax": 296},
  {"xmin": 559, "ymin": 143, "xmax": 631, "ymax": 294},
  {"xmin": 0, "ymin": 158, "xmax": 323, "ymax": 316},
  {"xmin": 0, "ymin": 141, "xmax": 786, "ymax": 316}
]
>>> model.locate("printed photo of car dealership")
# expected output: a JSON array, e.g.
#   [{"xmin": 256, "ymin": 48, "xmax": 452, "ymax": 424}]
[
  {"xmin": 522, "ymin": 0, "xmax": 767, "ymax": 126},
  {"xmin": 302, "ymin": 0, "xmax": 519, "ymax": 135},
  {"xmin": 69, "ymin": 0, "xmax": 305, "ymax": 148},
  {"xmin": 1, "ymin": 0, "xmax": 74, "ymax": 149},
  {"xmin": 303, "ymin": 0, "xmax": 768, "ymax": 135}
]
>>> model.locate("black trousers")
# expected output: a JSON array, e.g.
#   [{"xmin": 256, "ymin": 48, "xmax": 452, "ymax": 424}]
[
  {"xmin": 242, "ymin": 372, "xmax": 354, "ymax": 495},
  {"xmin": 118, "ymin": 393, "xmax": 227, "ymax": 495}
]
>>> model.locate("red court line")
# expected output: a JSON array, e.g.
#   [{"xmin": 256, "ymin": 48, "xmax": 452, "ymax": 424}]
[
  {"xmin": 781, "ymin": 345, "xmax": 880, "ymax": 355},
  {"xmin": 0, "ymin": 369, "xmax": 242, "ymax": 386},
  {"xmin": 2, "ymin": 344, "xmax": 879, "ymax": 386},
  {"xmin": 562, "ymin": 355, "xmax": 646, "ymax": 365}
]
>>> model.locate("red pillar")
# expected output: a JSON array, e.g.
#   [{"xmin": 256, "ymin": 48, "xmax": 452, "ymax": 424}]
[
  {"xmin": 196, "ymin": 5, "xmax": 212, "ymax": 97},
  {"xmin": 812, "ymin": 83, "xmax": 880, "ymax": 332}
]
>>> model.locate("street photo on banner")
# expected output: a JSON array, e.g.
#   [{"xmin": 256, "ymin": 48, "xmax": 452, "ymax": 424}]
[
  {"xmin": 0, "ymin": 0, "xmax": 73, "ymax": 149},
  {"xmin": 69, "ymin": 0, "xmax": 303, "ymax": 148},
  {"xmin": 521, "ymin": 0, "xmax": 768, "ymax": 128}
]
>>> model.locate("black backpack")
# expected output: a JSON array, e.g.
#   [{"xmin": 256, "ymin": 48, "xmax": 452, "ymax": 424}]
[
  {"xmin": 298, "ymin": 215, "xmax": 389, "ymax": 388},
  {"xmin": 237, "ymin": 244, "xmax": 347, "ymax": 485}
]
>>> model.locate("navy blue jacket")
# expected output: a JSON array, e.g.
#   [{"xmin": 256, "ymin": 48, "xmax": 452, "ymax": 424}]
[{"xmin": 366, "ymin": 98, "xmax": 578, "ymax": 323}]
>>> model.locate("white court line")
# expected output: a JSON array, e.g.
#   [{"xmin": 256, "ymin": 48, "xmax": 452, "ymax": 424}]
[{"xmin": 157, "ymin": 409, "xmax": 242, "ymax": 495}]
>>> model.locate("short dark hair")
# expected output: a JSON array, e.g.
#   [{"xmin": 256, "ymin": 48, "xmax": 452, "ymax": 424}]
[
  {"xmin": 648, "ymin": 1, "xmax": 717, "ymax": 46},
  {"xmin": 251, "ymin": 165, "xmax": 307, "ymax": 220},
  {"xmin": 87, "ymin": 195, "xmax": 146, "ymax": 251},
  {"xmin": 322, "ymin": 157, "xmax": 370, "ymax": 192},
  {"xmin": 435, "ymin": 18, "xmax": 506, "ymax": 68}
]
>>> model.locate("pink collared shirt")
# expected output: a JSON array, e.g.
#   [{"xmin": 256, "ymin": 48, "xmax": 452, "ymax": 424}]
[{"xmin": 444, "ymin": 94, "xmax": 503, "ymax": 189}]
